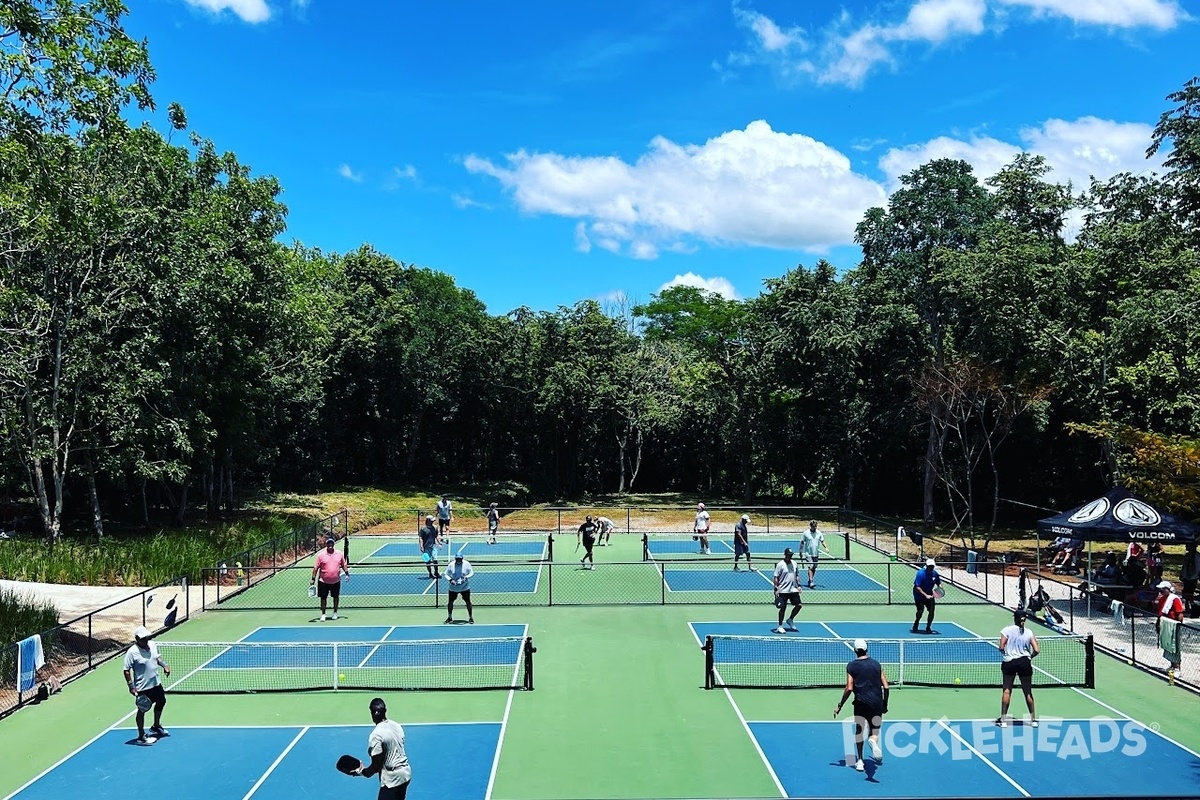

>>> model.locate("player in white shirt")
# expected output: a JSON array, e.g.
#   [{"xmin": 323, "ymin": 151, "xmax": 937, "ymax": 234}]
[
  {"xmin": 772, "ymin": 548, "xmax": 804, "ymax": 633},
  {"xmin": 996, "ymin": 608, "xmax": 1040, "ymax": 728},
  {"xmin": 694, "ymin": 503, "xmax": 711, "ymax": 554},
  {"xmin": 799, "ymin": 520, "xmax": 831, "ymax": 588},
  {"xmin": 595, "ymin": 516, "xmax": 615, "ymax": 546},
  {"xmin": 357, "ymin": 697, "xmax": 413, "ymax": 798}
]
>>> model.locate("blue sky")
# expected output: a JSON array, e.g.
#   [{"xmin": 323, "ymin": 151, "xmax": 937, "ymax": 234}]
[{"xmin": 126, "ymin": 0, "xmax": 1194, "ymax": 314}]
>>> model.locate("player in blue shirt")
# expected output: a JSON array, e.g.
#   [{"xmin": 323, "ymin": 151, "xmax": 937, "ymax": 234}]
[{"xmin": 912, "ymin": 558, "xmax": 942, "ymax": 634}]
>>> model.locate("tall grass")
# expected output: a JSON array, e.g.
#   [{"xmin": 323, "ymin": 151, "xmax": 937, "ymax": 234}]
[
  {"xmin": 0, "ymin": 588, "xmax": 59, "ymax": 649},
  {"xmin": 0, "ymin": 516, "xmax": 301, "ymax": 586}
]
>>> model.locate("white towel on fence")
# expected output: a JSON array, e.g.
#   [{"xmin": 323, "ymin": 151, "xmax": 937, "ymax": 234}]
[{"xmin": 1111, "ymin": 601, "xmax": 1124, "ymax": 625}]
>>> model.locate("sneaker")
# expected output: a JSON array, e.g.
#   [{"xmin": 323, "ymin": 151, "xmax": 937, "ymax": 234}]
[
  {"xmin": 1030, "ymin": 720, "xmax": 1039, "ymax": 728},
  {"xmin": 854, "ymin": 759, "xmax": 865, "ymax": 772},
  {"xmin": 785, "ymin": 621, "xmax": 797, "ymax": 632},
  {"xmin": 808, "ymin": 581, "xmax": 815, "ymax": 589},
  {"xmin": 319, "ymin": 614, "xmax": 326, "ymax": 622},
  {"xmin": 331, "ymin": 613, "xmax": 338, "ymax": 620},
  {"xmin": 995, "ymin": 717, "xmax": 1007, "ymax": 728},
  {"xmin": 911, "ymin": 625, "xmax": 919, "ymax": 633},
  {"xmin": 444, "ymin": 617, "xmax": 453, "ymax": 624},
  {"xmin": 468, "ymin": 618, "xmax": 474, "ymax": 624},
  {"xmin": 775, "ymin": 626, "xmax": 787, "ymax": 634},
  {"xmin": 135, "ymin": 735, "xmax": 155, "ymax": 746},
  {"xmin": 924, "ymin": 628, "xmax": 933, "ymax": 634},
  {"xmin": 749, "ymin": 567, "xmax": 758, "ymax": 572},
  {"xmin": 733, "ymin": 566, "xmax": 742, "ymax": 572},
  {"xmin": 869, "ymin": 738, "xmax": 882, "ymax": 762},
  {"xmin": 150, "ymin": 725, "xmax": 169, "ymax": 737}
]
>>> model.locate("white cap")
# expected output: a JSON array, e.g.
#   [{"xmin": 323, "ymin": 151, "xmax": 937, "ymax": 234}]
[
  {"xmin": 926, "ymin": 558, "xmax": 936, "ymax": 566},
  {"xmin": 853, "ymin": 638, "xmax": 868, "ymax": 652},
  {"xmin": 741, "ymin": 514, "xmax": 750, "ymax": 522},
  {"xmin": 697, "ymin": 502, "xmax": 705, "ymax": 510},
  {"xmin": 133, "ymin": 626, "xmax": 151, "ymax": 640},
  {"xmin": 1157, "ymin": 580, "xmax": 1174, "ymax": 590}
]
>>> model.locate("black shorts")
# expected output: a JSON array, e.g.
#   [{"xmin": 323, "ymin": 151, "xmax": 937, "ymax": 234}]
[
  {"xmin": 438, "ymin": 518, "xmax": 451, "ymax": 532},
  {"xmin": 1001, "ymin": 657, "xmax": 1033, "ymax": 679},
  {"xmin": 317, "ymin": 581, "xmax": 341, "ymax": 600},
  {"xmin": 852, "ymin": 701, "xmax": 884, "ymax": 728},
  {"xmin": 775, "ymin": 591, "xmax": 801, "ymax": 608},
  {"xmin": 583, "ymin": 537, "xmax": 595, "ymax": 553},
  {"xmin": 138, "ymin": 683, "xmax": 167, "ymax": 707},
  {"xmin": 378, "ymin": 780, "xmax": 410, "ymax": 800},
  {"xmin": 448, "ymin": 588, "xmax": 472, "ymax": 601},
  {"xmin": 913, "ymin": 592, "xmax": 935, "ymax": 611},
  {"xmin": 734, "ymin": 540, "xmax": 750, "ymax": 556}
]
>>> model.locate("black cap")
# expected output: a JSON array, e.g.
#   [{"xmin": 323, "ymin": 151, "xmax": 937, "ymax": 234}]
[{"xmin": 1013, "ymin": 608, "xmax": 1028, "ymax": 620}]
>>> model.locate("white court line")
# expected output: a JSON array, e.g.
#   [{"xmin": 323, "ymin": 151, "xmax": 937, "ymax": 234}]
[
  {"xmin": 937, "ymin": 719, "xmax": 1030, "ymax": 797},
  {"xmin": 356, "ymin": 626, "xmax": 397, "ymax": 668},
  {"xmin": 241, "ymin": 726, "xmax": 308, "ymax": 800},
  {"xmin": 953, "ymin": 620, "xmax": 1200, "ymax": 760},
  {"xmin": 485, "ymin": 623, "xmax": 530, "ymax": 800}
]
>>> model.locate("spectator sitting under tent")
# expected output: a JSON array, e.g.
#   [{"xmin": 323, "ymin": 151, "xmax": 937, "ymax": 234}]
[
  {"xmin": 1050, "ymin": 538, "xmax": 1084, "ymax": 575},
  {"xmin": 1123, "ymin": 556, "xmax": 1148, "ymax": 590}
]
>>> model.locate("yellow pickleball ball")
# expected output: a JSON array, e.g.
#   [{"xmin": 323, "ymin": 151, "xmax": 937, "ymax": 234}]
[
  {"xmin": 954, "ymin": 677, "xmax": 962, "ymax": 685},
  {"xmin": 339, "ymin": 673, "xmax": 346, "ymax": 681}
]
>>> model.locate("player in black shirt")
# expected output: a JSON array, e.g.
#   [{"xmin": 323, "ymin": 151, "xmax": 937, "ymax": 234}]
[
  {"xmin": 577, "ymin": 515, "xmax": 598, "ymax": 570},
  {"xmin": 834, "ymin": 638, "xmax": 890, "ymax": 773}
]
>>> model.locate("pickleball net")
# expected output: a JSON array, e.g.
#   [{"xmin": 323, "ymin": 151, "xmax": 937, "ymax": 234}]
[
  {"xmin": 644, "ymin": 531, "xmax": 851, "ymax": 561},
  {"xmin": 703, "ymin": 634, "xmax": 1093, "ymax": 689},
  {"xmin": 158, "ymin": 636, "xmax": 535, "ymax": 692},
  {"xmin": 348, "ymin": 532, "xmax": 553, "ymax": 563}
]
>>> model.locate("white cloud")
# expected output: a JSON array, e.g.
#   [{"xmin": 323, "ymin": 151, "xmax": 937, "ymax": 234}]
[
  {"xmin": 574, "ymin": 222, "xmax": 592, "ymax": 253},
  {"xmin": 740, "ymin": 0, "xmax": 1180, "ymax": 89},
  {"xmin": 183, "ymin": 0, "xmax": 271, "ymax": 23},
  {"xmin": 393, "ymin": 165, "xmax": 418, "ymax": 181},
  {"xmin": 995, "ymin": 0, "xmax": 1187, "ymax": 29},
  {"xmin": 451, "ymin": 193, "xmax": 490, "ymax": 210},
  {"xmin": 465, "ymin": 120, "xmax": 887, "ymax": 258},
  {"xmin": 878, "ymin": 116, "xmax": 1161, "ymax": 191},
  {"xmin": 338, "ymin": 164, "xmax": 363, "ymax": 183},
  {"xmin": 734, "ymin": 7, "xmax": 806, "ymax": 52},
  {"xmin": 895, "ymin": 0, "xmax": 989, "ymax": 41},
  {"xmin": 658, "ymin": 272, "xmax": 740, "ymax": 300}
]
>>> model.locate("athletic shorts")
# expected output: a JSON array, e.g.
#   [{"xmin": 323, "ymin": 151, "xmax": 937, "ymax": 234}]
[
  {"xmin": 582, "ymin": 537, "xmax": 595, "ymax": 553},
  {"xmin": 438, "ymin": 518, "xmax": 451, "ymax": 532},
  {"xmin": 1001, "ymin": 656, "xmax": 1033, "ymax": 679},
  {"xmin": 317, "ymin": 580, "xmax": 341, "ymax": 600},
  {"xmin": 852, "ymin": 701, "xmax": 884, "ymax": 728},
  {"xmin": 138, "ymin": 684, "xmax": 167, "ymax": 707},
  {"xmin": 776, "ymin": 591, "xmax": 801, "ymax": 608},
  {"xmin": 913, "ymin": 592, "xmax": 934, "ymax": 611},
  {"xmin": 488, "ymin": 520, "xmax": 498, "ymax": 533},
  {"xmin": 734, "ymin": 540, "xmax": 750, "ymax": 557},
  {"xmin": 378, "ymin": 780, "xmax": 410, "ymax": 800},
  {"xmin": 448, "ymin": 588, "xmax": 472, "ymax": 601}
]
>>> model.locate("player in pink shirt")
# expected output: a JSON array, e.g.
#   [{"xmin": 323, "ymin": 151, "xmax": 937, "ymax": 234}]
[{"xmin": 311, "ymin": 537, "xmax": 350, "ymax": 621}]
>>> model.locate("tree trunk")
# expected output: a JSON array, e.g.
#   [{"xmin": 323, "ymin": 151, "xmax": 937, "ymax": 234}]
[
  {"xmin": 923, "ymin": 401, "xmax": 941, "ymax": 526},
  {"xmin": 86, "ymin": 457, "xmax": 104, "ymax": 538},
  {"xmin": 628, "ymin": 427, "xmax": 644, "ymax": 490},
  {"xmin": 615, "ymin": 433, "xmax": 627, "ymax": 493}
]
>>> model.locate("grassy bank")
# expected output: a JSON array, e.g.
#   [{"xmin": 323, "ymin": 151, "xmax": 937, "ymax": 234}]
[{"xmin": 0, "ymin": 588, "xmax": 58, "ymax": 651}]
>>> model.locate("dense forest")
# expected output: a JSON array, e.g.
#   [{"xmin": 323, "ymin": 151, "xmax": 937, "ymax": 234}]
[{"xmin": 2, "ymin": 2, "xmax": 1199, "ymax": 541}]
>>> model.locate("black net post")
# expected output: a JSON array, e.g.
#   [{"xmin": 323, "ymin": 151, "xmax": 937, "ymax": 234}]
[
  {"xmin": 703, "ymin": 635, "xmax": 714, "ymax": 689},
  {"xmin": 1084, "ymin": 634, "xmax": 1095, "ymax": 689},
  {"xmin": 523, "ymin": 637, "xmax": 536, "ymax": 690}
]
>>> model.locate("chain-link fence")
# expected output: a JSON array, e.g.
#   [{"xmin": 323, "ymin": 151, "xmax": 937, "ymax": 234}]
[{"xmin": 1018, "ymin": 568, "xmax": 1200, "ymax": 690}]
